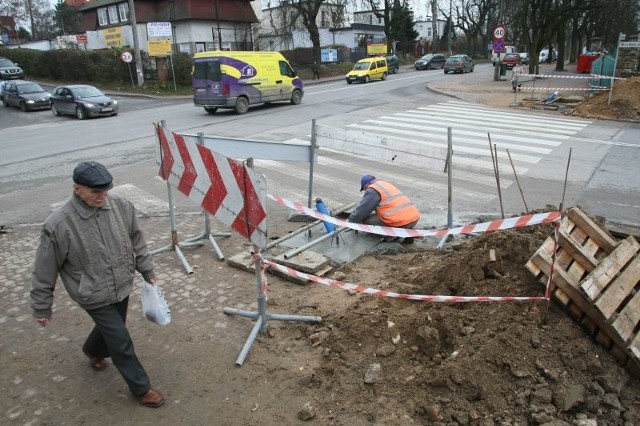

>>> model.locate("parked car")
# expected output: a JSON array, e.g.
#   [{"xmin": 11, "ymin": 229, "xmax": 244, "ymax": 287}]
[
  {"xmin": 539, "ymin": 49, "xmax": 556, "ymax": 63},
  {"xmin": 444, "ymin": 55, "xmax": 474, "ymax": 74},
  {"xmin": 0, "ymin": 80, "xmax": 7, "ymax": 101},
  {"xmin": 501, "ymin": 53, "xmax": 521, "ymax": 69},
  {"xmin": 2, "ymin": 80, "xmax": 51, "ymax": 111},
  {"xmin": 50, "ymin": 84, "xmax": 119, "ymax": 119},
  {"xmin": 518, "ymin": 52, "xmax": 530, "ymax": 65},
  {"xmin": 414, "ymin": 53, "xmax": 446, "ymax": 70},
  {"xmin": 346, "ymin": 57, "xmax": 388, "ymax": 84},
  {"xmin": 0, "ymin": 57, "xmax": 24, "ymax": 80},
  {"xmin": 385, "ymin": 54, "xmax": 400, "ymax": 74}
]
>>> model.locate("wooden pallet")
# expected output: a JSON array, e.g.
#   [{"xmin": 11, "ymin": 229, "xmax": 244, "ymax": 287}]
[{"xmin": 526, "ymin": 207, "xmax": 640, "ymax": 372}]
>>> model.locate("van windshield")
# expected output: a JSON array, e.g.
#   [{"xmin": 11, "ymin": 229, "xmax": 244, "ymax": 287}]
[{"xmin": 193, "ymin": 60, "xmax": 222, "ymax": 81}]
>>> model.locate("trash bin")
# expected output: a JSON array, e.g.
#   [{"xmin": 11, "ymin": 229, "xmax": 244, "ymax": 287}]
[{"xmin": 500, "ymin": 64, "xmax": 507, "ymax": 77}]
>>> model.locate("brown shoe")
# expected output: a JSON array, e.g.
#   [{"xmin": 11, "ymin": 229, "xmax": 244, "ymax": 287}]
[
  {"xmin": 88, "ymin": 356, "xmax": 107, "ymax": 371},
  {"xmin": 136, "ymin": 389, "xmax": 165, "ymax": 408}
]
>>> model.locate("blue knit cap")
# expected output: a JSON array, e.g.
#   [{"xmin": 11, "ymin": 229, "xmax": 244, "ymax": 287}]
[{"xmin": 360, "ymin": 175, "xmax": 376, "ymax": 191}]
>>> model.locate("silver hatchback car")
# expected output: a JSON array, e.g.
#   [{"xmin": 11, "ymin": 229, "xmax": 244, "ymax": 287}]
[{"xmin": 444, "ymin": 55, "xmax": 475, "ymax": 74}]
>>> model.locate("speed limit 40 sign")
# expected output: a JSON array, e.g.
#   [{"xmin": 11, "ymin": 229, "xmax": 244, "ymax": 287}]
[{"xmin": 493, "ymin": 26, "xmax": 506, "ymax": 39}]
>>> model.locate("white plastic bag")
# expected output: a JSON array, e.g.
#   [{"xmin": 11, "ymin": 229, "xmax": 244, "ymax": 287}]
[{"xmin": 141, "ymin": 282, "xmax": 171, "ymax": 325}]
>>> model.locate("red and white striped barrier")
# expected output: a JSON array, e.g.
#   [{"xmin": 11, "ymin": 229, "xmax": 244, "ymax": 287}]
[
  {"xmin": 264, "ymin": 259, "xmax": 548, "ymax": 302},
  {"xmin": 267, "ymin": 193, "xmax": 560, "ymax": 238},
  {"xmin": 156, "ymin": 125, "xmax": 268, "ymax": 247}
]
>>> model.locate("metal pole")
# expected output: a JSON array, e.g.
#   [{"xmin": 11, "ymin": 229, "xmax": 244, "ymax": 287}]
[
  {"xmin": 494, "ymin": 143, "xmax": 504, "ymax": 219},
  {"xmin": 266, "ymin": 203, "xmax": 355, "ymax": 250},
  {"xmin": 446, "ymin": 127, "xmax": 453, "ymax": 229},
  {"xmin": 506, "ymin": 148, "xmax": 529, "ymax": 214},
  {"xmin": 559, "ymin": 148, "xmax": 572, "ymax": 212},
  {"xmin": 608, "ymin": 32, "xmax": 624, "ymax": 106},
  {"xmin": 308, "ymin": 119, "xmax": 317, "ymax": 210},
  {"xmin": 283, "ymin": 227, "xmax": 349, "ymax": 259}
]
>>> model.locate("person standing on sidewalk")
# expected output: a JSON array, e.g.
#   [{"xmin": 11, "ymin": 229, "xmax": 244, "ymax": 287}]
[
  {"xmin": 511, "ymin": 62, "xmax": 524, "ymax": 92},
  {"xmin": 312, "ymin": 61, "xmax": 320, "ymax": 80},
  {"xmin": 30, "ymin": 161, "xmax": 165, "ymax": 408}
]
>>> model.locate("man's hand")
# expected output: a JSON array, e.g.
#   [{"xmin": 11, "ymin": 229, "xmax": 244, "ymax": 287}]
[{"xmin": 148, "ymin": 277, "xmax": 158, "ymax": 286}]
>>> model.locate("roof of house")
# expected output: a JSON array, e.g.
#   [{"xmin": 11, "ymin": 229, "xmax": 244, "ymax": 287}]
[{"xmin": 79, "ymin": 0, "xmax": 258, "ymax": 23}]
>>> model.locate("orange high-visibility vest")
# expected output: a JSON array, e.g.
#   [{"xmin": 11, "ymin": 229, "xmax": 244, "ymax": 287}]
[{"xmin": 369, "ymin": 180, "xmax": 420, "ymax": 227}]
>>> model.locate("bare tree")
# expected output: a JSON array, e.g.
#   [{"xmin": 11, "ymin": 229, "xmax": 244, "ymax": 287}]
[{"xmin": 453, "ymin": 0, "xmax": 498, "ymax": 58}]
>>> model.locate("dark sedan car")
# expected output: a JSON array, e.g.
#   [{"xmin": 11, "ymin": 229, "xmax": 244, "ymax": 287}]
[
  {"xmin": 50, "ymin": 84, "xmax": 119, "ymax": 119},
  {"xmin": 414, "ymin": 53, "xmax": 446, "ymax": 70},
  {"xmin": 2, "ymin": 80, "xmax": 51, "ymax": 111},
  {"xmin": 444, "ymin": 55, "xmax": 474, "ymax": 74}
]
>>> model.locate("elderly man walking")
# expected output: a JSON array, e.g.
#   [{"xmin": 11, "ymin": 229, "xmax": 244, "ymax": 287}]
[{"xmin": 30, "ymin": 161, "xmax": 165, "ymax": 408}]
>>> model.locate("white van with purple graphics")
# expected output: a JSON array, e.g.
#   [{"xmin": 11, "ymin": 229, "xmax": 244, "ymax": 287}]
[{"xmin": 192, "ymin": 51, "xmax": 304, "ymax": 115}]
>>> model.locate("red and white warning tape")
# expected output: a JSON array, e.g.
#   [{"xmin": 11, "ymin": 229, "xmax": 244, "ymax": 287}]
[
  {"xmin": 522, "ymin": 87, "xmax": 610, "ymax": 91},
  {"xmin": 264, "ymin": 258, "xmax": 548, "ymax": 302},
  {"xmin": 267, "ymin": 193, "xmax": 561, "ymax": 238},
  {"xmin": 521, "ymin": 73, "xmax": 624, "ymax": 80}
]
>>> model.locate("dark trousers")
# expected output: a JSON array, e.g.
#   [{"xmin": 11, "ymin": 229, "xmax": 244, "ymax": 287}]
[
  {"xmin": 313, "ymin": 71, "xmax": 320, "ymax": 80},
  {"xmin": 83, "ymin": 297, "xmax": 150, "ymax": 396}
]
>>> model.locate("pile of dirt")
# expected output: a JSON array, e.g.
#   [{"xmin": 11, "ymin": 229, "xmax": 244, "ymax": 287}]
[
  {"xmin": 570, "ymin": 76, "xmax": 640, "ymax": 120},
  {"xmin": 294, "ymin": 225, "xmax": 640, "ymax": 424}
]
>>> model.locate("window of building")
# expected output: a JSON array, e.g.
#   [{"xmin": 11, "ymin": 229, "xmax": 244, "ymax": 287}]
[
  {"xmin": 427, "ymin": 27, "xmax": 432, "ymax": 38},
  {"xmin": 118, "ymin": 3, "xmax": 129, "ymax": 22},
  {"xmin": 321, "ymin": 11, "xmax": 328, "ymax": 27},
  {"xmin": 108, "ymin": 5, "xmax": 118, "ymax": 24},
  {"xmin": 98, "ymin": 8, "xmax": 108, "ymax": 26}
]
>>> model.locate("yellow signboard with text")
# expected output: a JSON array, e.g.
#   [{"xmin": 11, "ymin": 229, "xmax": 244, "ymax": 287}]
[
  {"xmin": 147, "ymin": 39, "xmax": 173, "ymax": 57},
  {"xmin": 367, "ymin": 43, "xmax": 387, "ymax": 56},
  {"xmin": 102, "ymin": 27, "xmax": 123, "ymax": 48}
]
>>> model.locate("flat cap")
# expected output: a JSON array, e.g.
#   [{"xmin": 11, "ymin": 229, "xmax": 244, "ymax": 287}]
[{"xmin": 73, "ymin": 161, "xmax": 113, "ymax": 190}]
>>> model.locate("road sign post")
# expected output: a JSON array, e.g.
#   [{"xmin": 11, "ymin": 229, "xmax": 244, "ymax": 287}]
[{"xmin": 120, "ymin": 51, "xmax": 135, "ymax": 89}]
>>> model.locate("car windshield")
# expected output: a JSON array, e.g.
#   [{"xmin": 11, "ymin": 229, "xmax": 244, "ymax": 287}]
[
  {"xmin": 419, "ymin": 55, "xmax": 434, "ymax": 60},
  {"xmin": 0, "ymin": 58, "xmax": 16, "ymax": 67},
  {"xmin": 72, "ymin": 86, "xmax": 104, "ymax": 98},
  {"xmin": 18, "ymin": 83, "xmax": 44, "ymax": 94},
  {"xmin": 353, "ymin": 62, "xmax": 370, "ymax": 71}
]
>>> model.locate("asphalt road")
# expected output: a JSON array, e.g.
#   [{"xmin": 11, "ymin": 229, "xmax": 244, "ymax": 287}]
[{"xmin": 1, "ymin": 64, "xmax": 638, "ymax": 233}]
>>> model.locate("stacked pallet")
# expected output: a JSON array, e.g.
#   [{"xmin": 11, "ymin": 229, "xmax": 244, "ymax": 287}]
[{"xmin": 526, "ymin": 207, "xmax": 640, "ymax": 371}]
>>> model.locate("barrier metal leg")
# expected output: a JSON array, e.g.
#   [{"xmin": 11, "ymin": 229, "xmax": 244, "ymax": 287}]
[
  {"xmin": 151, "ymin": 182, "xmax": 198, "ymax": 274},
  {"xmin": 224, "ymin": 250, "xmax": 322, "ymax": 366}
]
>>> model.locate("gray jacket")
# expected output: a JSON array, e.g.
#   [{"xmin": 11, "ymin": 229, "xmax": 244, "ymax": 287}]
[{"xmin": 30, "ymin": 193, "xmax": 156, "ymax": 318}]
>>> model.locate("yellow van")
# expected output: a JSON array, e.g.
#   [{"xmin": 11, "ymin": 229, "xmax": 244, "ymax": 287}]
[
  {"xmin": 345, "ymin": 57, "xmax": 389, "ymax": 84},
  {"xmin": 192, "ymin": 51, "xmax": 304, "ymax": 114}
]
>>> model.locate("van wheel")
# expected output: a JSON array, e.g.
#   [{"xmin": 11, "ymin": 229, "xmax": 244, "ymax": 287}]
[
  {"xmin": 204, "ymin": 107, "xmax": 218, "ymax": 114},
  {"xmin": 20, "ymin": 101, "xmax": 28, "ymax": 112},
  {"xmin": 444, "ymin": 70, "xmax": 449, "ymax": 74},
  {"xmin": 426, "ymin": 64, "xmax": 431, "ymax": 70},
  {"xmin": 364, "ymin": 76, "xmax": 370, "ymax": 83},
  {"xmin": 347, "ymin": 80, "xmax": 352, "ymax": 84},
  {"xmin": 235, "ymin": 97, "xmax": 249, "ymax": 114},
  {"xmin": 290, "ymin": 90, "xmax": 302, "ymax": 105},
  {"xmin": 381, "ymin": 72, "xmax": 387, "ymax": 80},
  {"xmin": 52, "ymin": 104, "xmax": 60, "ymax": 116}
]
